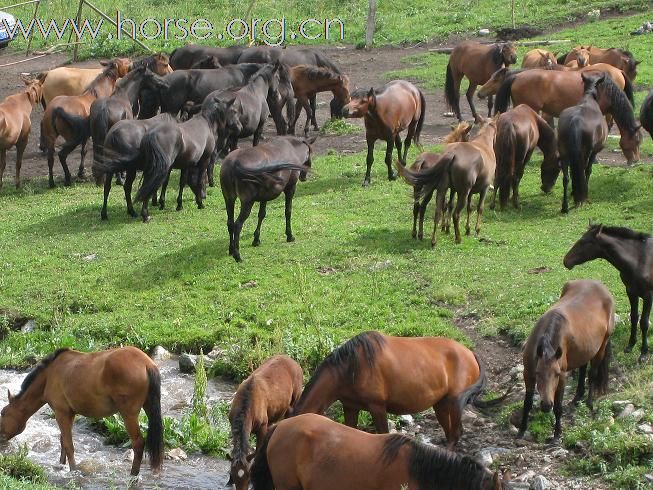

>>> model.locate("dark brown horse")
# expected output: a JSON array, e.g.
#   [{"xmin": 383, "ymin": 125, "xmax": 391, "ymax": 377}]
[
  {"xmin": 397, "ymin": 118, "xmax": 497, "ymax": 246},
  {"xmin": 250, "ymin": 414, "xmax": 509, "ymax": 490},
  {"xmin": 639, "ymin": 89, "xmax": 653, "ymax": 141},
  {"xmin": 0, "ymin": 347, "xmax": 163, "ymax": 476},
  {"xmin": 445, "ymin": 41, "xmax": 517, "ymax": 122},
  {"xmin": 220, "ymin": 136, "xmax": 314, "ymax": 262},
  {"xmin": 492, "ymin": 104, "xmax": 558, "ymax": 210},
  {"xmin": 518, "ymin": 280, "xmax": 614, "ymax": 442},
  {"xmin": 227, "ymin": 355, "xmax": 303, "ymax": 490},
  {"xmin": 293, "ymin": 331, "xmax": 486, "ymax": 450},
  {"xmin": 561, "ymin": 46, "xmax": 639, "ymax": 80},
  {"xmin": 341, "ymin": 80, "xmax": 426, "ymax": 186},
  {"xmin": 564, "ymin": 224, "xmax": 653, "ymax": 362}
]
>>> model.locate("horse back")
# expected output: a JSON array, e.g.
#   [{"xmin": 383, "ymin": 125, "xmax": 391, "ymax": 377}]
[{"xmin": 374, "ymin": 82, "xmax": 422, "ymax": 134}]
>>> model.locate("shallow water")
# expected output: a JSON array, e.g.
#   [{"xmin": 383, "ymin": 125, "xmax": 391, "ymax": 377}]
[{"xmin": 0, "ymin": 357, "xmax": 237, "ymax": 489}]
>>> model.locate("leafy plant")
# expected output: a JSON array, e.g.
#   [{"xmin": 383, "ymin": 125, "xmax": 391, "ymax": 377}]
[{"xmin": 0, "ymin": 445, "xmax": 47, "ymax": 484}]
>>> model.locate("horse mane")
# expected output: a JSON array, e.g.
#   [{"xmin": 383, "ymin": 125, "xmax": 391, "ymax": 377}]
[
  {"xmin": 16, "ymin": 348, "xmax": 71, "ymax": 399},
  {"xmin": 444, "ymin": 121, "xmax": 471, "ymax": 143},
  {"xmin": 592, "ymin": 224, "xmax": 651, "ymax": 241},
  {"xmin": 83, "ymin": 62, "xmax": 121, "ymax": 96},
  {"xmin": 131, "ymin": 53, "xmax": 169, "ymax": 71},
  {"xmin": 536, "ymin": 310, "xmax": 566, "ymax": 359},
  {"xmin": 231, "ymin": 378, "xmax": 254, "ymax": 464},
  {"xmin": 382, "ymin": 434, "xmax": 492, "ymax": 489},
  {"xmin": 114, "ymin": 65, "xmax": 146, "ymax": 89},
  {"xmin": 491, "ymin": 44, "xmax": 504, "ymax": 67},
  {"xmin": 597, "ymin": 75, "xmax": 638, "ymax": 132},
  {"xmin": 295, "ymin": 65, "xmax": 341, "ymax": 82},
  {"xmin": 313, "ymin": 50, "xmax": 342, "ymax": 74}
]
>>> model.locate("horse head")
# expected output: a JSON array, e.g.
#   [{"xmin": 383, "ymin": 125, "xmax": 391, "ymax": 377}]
[
  {"xmin": 563, "ymin": 223, "xmax": 605, "ymax": 269},
  {"xmin": 575, "ymin": 46, "xmax": 591, "ymax": 67},
  {"xmin": 299, "ymin": 135, "xmax": 318, "ymax": 181},
  {"xmin": 341, "ymin": 87, "xmax": 374, "ymax": 118},
  {"xmin": 478, "ymin": 67, "xmax": 509, "ymax": 99},
  {"xmin": 191, "ymin": 55, "xmax": 221, "ymax": 70},
  {"xmin": 21, "ymin": 75, "xmax": 43, "ymax": 106},
  {"xmin": 535, "ymin": 339, "xmax": 563, "ymax": 412},
  {"xmin": 152, "ymin": 53, "xmax": 173, "ymax": 75},
  {"xmin": 102, "ymin": 57, "xmax": 131, "ymax": 77},
  {"xmin": 501, "ymin": 42, "xmax": 517, "ymax": 66},
  {"xmin": 227, "ymin": 451, "xmax": 256, "ymax": 490},
  {"xmin": 0, "ymin": 390, "xmax": 27, "ymax": 442},
  {"xmin": 618, "ymin": 123, "xmax": 642, "ymax": 165}
]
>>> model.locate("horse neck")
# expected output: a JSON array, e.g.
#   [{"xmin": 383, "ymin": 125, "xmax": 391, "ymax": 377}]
[
  {"xmin": 7, "ymin": 92, "xmax": 34, "ymax": 112},
  {"xmin": 89, "ymin": 75, "xmax": 117, "ymax": 98},
  {"xmin": 231, "ymin": 400, "xmax": 253, "ymax": 461},
  {"xmin": 294, "ymin": 368, "xmax": 338, "ymax": 415},
  {"xmin": 534, "ymin": 115, "xmax": 556, "ymax": 155},
  {"xmin": 113, "ymin": 78, "xmax": 143, "ymax": 106},
  {"xmin": 247, "ymin": 75, "xmax": 270, "ymax": 98},
  {"xmin": 474, "ymin": 125, "xmax": 496, "ymax": 148},
  {"xmin": 597, "ymin": 234, "xmax": 646, "ymax": 278},
  {"xmin": 13, "ymin": 373, "xmax": 48, "ymax": 420}
]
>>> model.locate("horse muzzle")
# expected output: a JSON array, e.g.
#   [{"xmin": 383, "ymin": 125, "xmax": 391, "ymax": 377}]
[{"xmin": 540, "ymin": 401, "xmax": 553, "ymax": 413}]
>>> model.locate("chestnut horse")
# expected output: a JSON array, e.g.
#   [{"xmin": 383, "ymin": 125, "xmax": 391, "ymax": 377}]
[
  {"xmin": 491, "ymin": 104, "xmax": 558, "ymax": 210},
  {"xmin": 293, "ymin": 331, "xmax": 486, "ymax": 450},
  {"xmin": 288, "ymin": 64, "xmax": 350, "ymax": 135},
  {"xmin": 408, "ymin": 121, "xmax": 473, "ymax": 240},
  {"xmin": 0, "ymin": 347, "xmax": 163, "ymax": 476},
  {"xmin": 250, "ymin": 414, "xmax": 509, "ymax": 490},
  {"xmin": 565, "ymin": 224, "xmax": 653, "ymax": 362},
  {"xmin": 0, "ymin": 77, "xmax": 42, "ymax": 188},
  {"xmin": 640, "ymin": 89, "xmax": 653, "ymax": 141},
  {"xmin": 521, "ymin": 49, "xmax": 558, "ymax": 69},
  {"xmin": 445, "ymin": 41, "xmax": 517, "ymax": 122},
  {"xmin": 561, "ymin": 46, "xmax": 639, "ymax": 80},
  {"xmin": 341, "ymin": 80, "xmax": 426, "ymax": 186},
  {"xmin": 227, "ymin": 355, "xmax": 303, "ymax": 490},
  {"xmin": 518, "ymin": 280, "xmax": 614, "ymax": 442},
  {"xmin": 397, "ymin": 118, "xmax": 497, "ymax": 246}
]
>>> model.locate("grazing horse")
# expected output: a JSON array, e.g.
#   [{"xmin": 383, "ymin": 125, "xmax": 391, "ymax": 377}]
[
  {"xmin": 641, "ymin": 89, "xmax": 653, "ymax": 141},
  {"xmin": 169, "ymin": 44, "xmax": 245, "ymax": 69},
  {"xmin": 288, "ymin": 65, "xmax": 350, "ymax": 135},
  {"xmin": 0, "ymin": 347, "xmax": 163, "ymax": 476},
  {"xmin": 492, "ymin": 104, "xmax": 558, "ymax": 210},
  {"xmin": 397, "ymin": 118, "xmax": 498, "ymax": 246},
  {"xmin": 0, "ymin": 77, "xmax": 42, "ymax": 188},
  {"xmin": 341, "ymin": 80, "xmax": 426, "ymax": 186},
  {"xmin": 564, "ymin": 224, "xmax": 653, "ymax": 362},
  {"xmin": 250, "ymin": 414, "xmax": 509, "ymax": 490},
  {"xmin": 445, "ymin": 41, "xmax": 517, "ymax": 122},
  {"xmin": 41, "ymin": 60, "xmax": 127, "ymax": 187},
  {"xmin": 561, "ymin": 46, "xmax": 639, "ymax": 80},
  {"xmin": 408, "ymin": 121, "xmax": 473, "ymax": 240},
  {"xmin": 219, "ymin": 136, "xmax": 314, "ymax": 262},
  {"xmin": 521, "ymin": 49, "xmax": 558, "ymax": 69},
  {"xmin": 293, "ymin": 331, "xmax": 486, "ymax": 450},
  {"xmin": 518, "ymin": 280, "xmax": 614, "ymax": 442},
  {"xmin": 227, "ymin": 355, "xmax": 303, "ymax": 490}
]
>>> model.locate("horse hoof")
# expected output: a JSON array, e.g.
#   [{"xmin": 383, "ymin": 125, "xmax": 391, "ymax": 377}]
[
  {"xmin": 176, "ymin": 205, "xmax": 183, "ymax": 211},
  {"xmin": 388, "ymin": 172, "xmax": 398, "ymax": 181},
  {"xmin": 64, "ymin": 180, "xmax": 72, "ymax": 187},
  {"xmin": 197, "ymin": 203, "xmax": 205, "ymax": 210},
  {"xmin": 624, "ymin": 344, "xmax": 635, "ymax": 353},
  {"xmin": 142, "ymin": 216, "xmax": 151, "ymax": 223},
  {"xmin": 362, "ymin": 180, "xmax": 370, "ymax": 187},
  {"xmin": 234, "ymin": 255, "xmax": 242, "ymax": 263},
  {"xmin": 129, "ymin": 211, "xmax": 138, "ymax": 218},
  {"xmin": 101, "ymin": 214, "xmax": 108, "ymax": 221},
  {"xmin": 638, "ymin": 353, "xmax": 649, "ymax": 363},
  {"xmin": 287, "ymin": 235, "xmax": 295, "ymax": 243},
  {"xmin": 49, "ymin": 181, "xmax": 55, "ymax": 188},
  {"xmin": 252, "ymin": 239, "xmax": 260, "ymax": 247},
  {"xmin": 546, "ymin": 436, "xmax": 561, "ymax": 445}
]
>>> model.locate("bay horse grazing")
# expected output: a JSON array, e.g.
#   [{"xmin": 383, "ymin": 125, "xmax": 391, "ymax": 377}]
[
  {"xmin": 518, "ymin": 280, "xmax": 614, "ymax": 442},
  {"xmin": 562, "ymin": 46, "xmax": 639, "ymax": 80},
  {"xmin": 521, "ymin": 49, "xmax": 557, "ymax": 69},
  {"xmin": 0, "ymin": 77, "xmax": 42, "ymax": 188},
  {"xmin": 41, "ymin": 60, "xmax": 126, "ymax": 187},
  {"xmin": 293, "ymin": 331, "xmax": 486, "ymax": 450},
  {"xmin": 250, "ymin": 414, "xmax": 510, "ymax": 490},
  {"xmin": 220, "ymin": 136, "xmax": 315, "ymax": 262},
  {"xmin": 397, "ymin": 118, "xmax": 497, "ymax": 246},
  {"xmin": 564, "ymin": 224, "xmax": 653, "ymax": 362},
  {"xmin": 0, "ymin": 346, "xmax": 163, "ymax": 476},
  {"xmin": 641, "ymin": 89, "xmax": 653, "ymax": 141},
  {"xmin": 227, "ymin": 355, "xmax": 303, "ymax": 490},
  {"xmin": 287, "ymin": 64, "xmax": 350, "ymax": 135},
  {"xmin": 408, "ymin": 121, "xmax": 473, "ymax": 239},
  {"xmin": 445, "ymin": 41, "xmax": 517, "ymax": 122},
  {"xmin": 491, "ymin": 104, "xmax": 558, "ymax": 210},
  {"xmin": 341, "ymin": 80, "xmax": 426, "ymax": 186}
]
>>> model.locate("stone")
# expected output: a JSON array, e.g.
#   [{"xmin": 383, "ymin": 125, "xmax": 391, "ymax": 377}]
[
  {"xmin": 123, "ymin": 449, "xmax": 134, "ymax": 462},
  {"xmin": 77, "ymin": 459, "xmax": 107, "ymax": 476},
  {"xmin": 638, "ymin": 423, "xmax": 653, "ymax": 434},
  {"xmin": 478, "ymin": 28, "xmax": 491, "ymax": 36},
  {"xmin": 475, "ymin": 447, "xmax": 510, "ymax": 467},
  {"xmin": 398, "ymin": 415, "xmax": 414, "ymax": 426},
  {"xmin": 551, "ymin": 448, "xmax": 569, "ymax": 458},
  {"xmin": 20, "ymin": 319, "xmax": 36, "ymax": 333},
  {"xmin": 530, "ymin": 475, "xmax": 552, "ymax": 490},
  {"xmin": 617, "ymin": 403, "xmax": 635, "ymax": 418},
  {"xmin": 165, "ymin": 448, "xmax": 188, "ymax": 461},
  {"xmin": 515, "ymin": 470, "xmax": 536, "ymax": 482},
  {"xmin": 644, "ymin": 473, "xmax": 653, "ymax": 483},
  {"xmin": 510, "ymin": 364, "xmax": 524, "ymax": 377},
  {"xmin": 179, "ymin": 353, "xmax": 196, "ymax": 374},
  {"xmin": 206, "ymin": 347, "xmax": 225, "ymax": 359},
  {"xmin": 462, "ymin": 409, "xmax": 478, "ymax": 420},
  {"xmin": 31, "ymin": 438, "xmax": 52, "ymax": 453},
  {"xmin": 630, "ymin": 409, "xmax": 645, "ymax": 421},
  {"xmin": 82, "ymin": 254, "xmax": 97, "ymax": 261},
  {"xmin": 151, "ymin": 345, "xmax": 173, "ymax": 361},
  {"xmin": 612, "ymin": 400, "xmax": 631, "ymax": 410}
]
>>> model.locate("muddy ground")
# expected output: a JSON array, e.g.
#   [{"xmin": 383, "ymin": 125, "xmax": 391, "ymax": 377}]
[{"xmin": 0, "ymin": 44, "xmax": 646, "ymax": 488}]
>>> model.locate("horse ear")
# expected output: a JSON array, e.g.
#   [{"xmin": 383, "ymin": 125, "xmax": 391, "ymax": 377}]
[
  {"xmin": 635, "ymin": 60, "xmax": 642, "ymax": 66},
  {"xmin": 367, "ymin": 87, "xmax": 375, "ymax": 97},
  {"xmin": 555, "ymin": 346, "xmax": 563, "ymax": 359},
  {"xmin": 6, "ymin": 390, "xmax": 12, "ymax": 403},
  {"xmin": 99, "ymin": 60, "xmax": 109, "ymax": 66}
]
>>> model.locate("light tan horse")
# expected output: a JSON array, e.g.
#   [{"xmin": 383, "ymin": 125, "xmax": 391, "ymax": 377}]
[
  {"xmin": 0, "ymin": 77, "xmax": 42, "ymax": 188},
  {"xmin": 0, "ymin": 346, "xmax": 163, "ymax": 476},
  {"xmin": 562, "ymin": 46, "xmax": 639, "ymax": 80},
  {"xmin": 521, "ymin": 49, "xmax": 558, "ymax": 69}
]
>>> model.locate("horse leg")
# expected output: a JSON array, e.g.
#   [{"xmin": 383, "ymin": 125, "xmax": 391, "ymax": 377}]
[
  {"xmin": 101, "ymin": 174, "xmax": 112, "ymax": 220},
  {"xmin": 475, "ymin": 187, "xmax": 488, "ymax": 235},
  {"xmin": 207, "ymin": 160, "xmax": 215, "ymax": 187},
  {"xmin": 124, "ymin": 169, "xmax": 138, "ymax": 218},
  {"xmin": 489, "ymin": 185, "xmax": 498, "ymax": 210},
  {"xmin": 54, "ymin": 410, "xmax": 76, "ymax": 471},
  {"xmin": 122, "ymin": 411, "xmax": 145, "ymax": 476},
  {"xmin": 368, "ymin": 404, "xmax": 389, "ymax": 433},
  {"xmin": 363, "ymin": 138, "xmax": 375, "ymax": 187},
  {"xmin": 252, "ymin": 201, "xmax": 267, "ymax": 246},
  {"xmin": 394, "ymin": 134, "xmax": 403, "ymax": 166},
  {"xmin": 287, "ymin": 99, "xmax": 302, "ymax": 136},
  {"xmin": 430, "ymin": 187, "xmax": 446, "ymax": 247},
  {"xmin": 551, "ymin": 376, "xmax": 566, "ymax": 443},
  {"xmin": 465, "ymin": 82, "xmax": 480, "ymax": 123},
  {"xmin": 300, "ymin": 97, "xmax": 312, "ymax": 137},
  {"xmin": 419, "ymin": 188, "xmax": 434, "ymax": 241},
  {"xmin": 444, "ymin": 189, "xmax": 455, "ymax": 233},
  {"xmin": 15, "ymin": 139, "xmax": 27, "ymax": 188},
  {"xmin": 253, "ymin": 118, "xmax": 266, "ymax": 146},
  {"xmin": 225, "ymin": 197, "xmax": 236, "ymax": 256},
  {"xmin": 57, "ymin": 141, "xmax": 75, "ymax": 187},
  {"xmin": 284, "ymin": 183, "xmax": 297, "ymax": 242},
  {"xmin": 0, "ymin": 149, "xmax": 5, "ymax": 188},
  {"xmin": 625, "ymin": 288, "xmax": 639, "ymax": 353},
  {"xmin": 571, "ymin": 364, "xmax": 587, "ymax": 405},
  {"xmin": 517, "ymin": 375, "xmax": 536, "ymax": 438},
  {"xmin": 385, "ymin": 139, "xmax": 397, "ymax": 181},
  {"xmin": 560, "ymin": 159, "xmax": 570, "ymax": 213},
  {"xmin": 453, "ymin": 191, "xmax": 468, "ymax": 244},
  {"xmin": 412, "ymin": 187, "xmax": 420, "ymax": 239},
  {"xmin": 465, "ymin": 191, "xmax": 473, "ymax": 236},
  {"xmin": 59, "ymin": 434, "xmax": 66, "ymax": 465},
  {"xmin": 47, "ymin": 147, "xmax": 56, "ymax": 188},
  {"xmin": 159, "ymin": 171, "xmax": 171, "ymax": 210},
  {"xmin": 310, "ymin": 94, "xmax": 319, "ymax": 130},
  {"xmin": 639, "ymin": 293, "xmax": 651, "ymax": 362},
  {"xmin": 176, "ymin": 169, "xmax": 186, "ymax": 211},
  {"xmin": 115, "ymin": 171, "xmax": 125, "ymax": 186},
  {"xmin": 77, "ymin": 137, "xmax": 89, "ymax": 179},
  {"xmin": 343, "ymin": 405, "xmax": 360, "ymax": 429},
  {"xmin": 232, "ymin": 199, "xmax": 255, "ymax": 262},
  {"xmin": 487, "ymin": 94, "xmax": 494, "ymax": 118}
]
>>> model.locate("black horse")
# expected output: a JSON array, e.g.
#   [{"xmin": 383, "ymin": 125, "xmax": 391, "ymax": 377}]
[
  {"xmin": 640, "ymin": 89, "xmax": 653, "ymax": 141},
  {"xmin": 564, "ymin": 224, "xmax": 653, "ymax": 362},
  {"xmin": 169, "ymin": 44, "xmax": 244, "ymax": 69}
]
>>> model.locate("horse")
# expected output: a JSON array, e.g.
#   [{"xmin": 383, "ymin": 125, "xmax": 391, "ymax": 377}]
[
  {"xmin": 561, "ymin": 46, "xmax": 639, "ymax": 80},
  {"xmin": 92, "ymin": 113, "xmax": 177, "ymax": 220},
  {"xmin": 287, "ymin": 65, "xmax": 350, "ymax": 135},
  {"xmin": 219, "ymin": 135, "xmax": 314, "ymax": 262},
  {"xmin": 408, "ymin": 121, "xmax": 473, "ymax": 240},
  {"xmin": 227, "ymin": 355, "xmax": 303, "ymax": 490},
  {"xmin": 521, "ymin": 49, "xmax": 558, "ymax": 69},
  {"xmin": 133, "ymin": 92, "xmax": 229, "ymax": 222},
  {"xmin": 517, "ymin": 280, "xmax": 614, "ymax": 442},
  {"xmin": 189, "ymin": 55, "xmax": 222, "ymax": 69},
  {"xmin": 341, "ymin": 80, "xmax": 426, "ymax": 186},
  {"xmin": 397, "ymin": 118, "xmax": 497, "ymax": 246},
  {"xmin": 41, "ymin": 59, "xmax": 126, "ymax": 187},
  {"xmin": 445, "ymin": 41, "xmax": 517, "ymax": 122},
  {"xmin": 0, "ymin": 77, "xmax": 42, "ymax": 189},
  {"xmin": 250, "ymin": 414, "xmax": 510, "ymax": 490},
  {"xmin": 293, "ymin": 331, "xmax": 486, "ymax": 450},
  {"xmin": 491, "ymin": 104, "xmax": 558, "ymax": 210},
  {"xmin": 169, "ymin": 44, "xmax": 244, "ymax": 69},
  {"xmin": 564, "ymin": 224, "xmax": 653, "ymax": 363},
  {"xmin": 639, "ymin": 89, "xmax": 653, "ymax": 141},
  {"xmin": 0, "ymin": 346, "xmax": 163, "ymax": 476}
]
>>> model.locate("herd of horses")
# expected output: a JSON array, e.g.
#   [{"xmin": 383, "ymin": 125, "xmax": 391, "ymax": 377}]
[{"xmin": 0, "ymin": 38, "xmax": 652, "ymax": 489}]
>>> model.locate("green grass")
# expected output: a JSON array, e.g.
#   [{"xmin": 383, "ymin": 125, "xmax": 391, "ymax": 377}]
[{"xmin": 0, "ymin": 445, "xmax": 48, "ymax": 486}]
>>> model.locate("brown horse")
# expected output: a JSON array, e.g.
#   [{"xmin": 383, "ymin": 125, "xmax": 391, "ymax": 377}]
[
  {"xmin": 445, "ymin": 41, "xmax": 517, "ymax": 122},
  {"xmin": 293, "ymin": 331, "xmax": 486, "ymax": 450},
  {"xmin": 341, "ymin": 80, "xmax": 426, "ymax": 186},
  {"xmin": 564, "ymin": 224, "xmax": 653, "ymax": 362},
  {"xmin": 561, "ymin": 46, "xmax": 639, "ymax": 80},
  {"xmin": 41, "ymin": 59, "xmax": 126, "ymax": 187},
  {"xmin": 491, "ymin": 104, "xmax": 558, "ymax": 210},
  {"xmin": 288, "ymin": 64, "xmax": 350, "ymax": 135},
  {"xmin": 227, "ymin": 355, "xmax": 303, "ymax": 490},
  {"xmin": 409, "ymin": 121, "xmax": 473, "ymax": 239},
  {"xmin": 518, "ymin": 280, "xmax": 614, "ymax": 442},
  {"xmin": 397, "ymin": 118, "xmax": 498, "ymax": 246},
  {"xmin": 521, "ymin": 49, "xmax": 558, "ymax": 69},
  {"xmin": 250, "ymin": 414, "xmax": 509, "ymax": 490},
  {"xmin": 220, "ymin": 136, "xmax": 315, "ymax": 262},
  {"xmin": 0, "ymin": 77, "xmax": 42, "ymax": 188},
  {"xmin": 0, "ymin": 347, "xmax": 163, "ymax": 476}
]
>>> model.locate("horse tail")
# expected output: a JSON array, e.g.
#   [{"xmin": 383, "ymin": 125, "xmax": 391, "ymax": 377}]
[
  {"xmin": 231, "ymin": 160, "xmax": 311, "ymax": 183},
  {"xmin": 567, "ymin": 126, "xmax": 588, "ymax": 205},
  {"xmin": 52, "ymin": 107, "xmax": 90, "ymax": 143},
  {"xmin": 414, "ymin": 89, "xmax": 427, "ymax": 148},
  {"xmin": 495, "ymin": 122, "xmax": 515, "ymax": 209},
  {"xmin": 250, "ymin": 424, "xmax": 278, "ymax": 490},
  {"xmin": 396, "ymin": 153, "xmax": 454, "ymax": 197},
  {"xmin": 144, "ymin": 366, "xmax": 164, "ymax": 472},
  {"xmin": 455, "ymin": 353, "xmax": 487, "ymax": 415},
  {"xmin": 91, "ymin": 109, "xmax": 111, "ymax": 168},
  {"xmin": 93, "ymin": 133, "xmax": 139, "ymax": 178},
  {"xmin": 444, "ymin": 62, "xmax": 459, "ymax": 114},
  {"xmin": 623, "ymin": 75, "xmax": 635, "ymax": 107},
  {"xmin": 135, "ymin": 131, "xmax": 171, "ymax": 203},
  {"xmin": 592, "ymin": 338, "xmax": 612, "ymax": 396},
  {"xmin": 494, "ymin": 75, "xmax": 515, "ymax": 114}
]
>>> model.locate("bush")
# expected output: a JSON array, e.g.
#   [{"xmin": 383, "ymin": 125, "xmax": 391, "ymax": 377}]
[{"xmin": 0, "ymin": 445, "xmax": 47, "ymax": 484}]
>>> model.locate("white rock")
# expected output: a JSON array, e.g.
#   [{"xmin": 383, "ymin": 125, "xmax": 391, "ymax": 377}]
[
  {"xmin": 165, "ymin": 448, "xmax": 188, "ymax": 461},
  {"xmin": 530, "ymin": 475, "xmax": 552, "ymax": 490},
  {"xmin": 31, "ymin": 438, "xmax": 51, "ymax": 453},
  {"xmin": 617, "ymin": 403, "xmax": 635, "ymax": 418},
  {"xmin": 123, "ymin": 449, "xmax": 134, "ymax": 462},
  {"xmin": 638, "ymin": 423, "xmax": 653, "ymax": 434},
  {"xmin": 551, "ymin": 448, "xmax": 569, "ymax": 458},
  {"xmin": 478, "ymin": 28, "xmax": 491, "ymax": 36},
  {"xmin": 151, "ymin": 345, "xmax": 173, "ymax": 361},
  {"xmin": 630, "ymin": 409, "xmax": 645, "ymax": 421},
  {"xmin": 20, "ymin": 319, "xmax": 36, "ymax": 333},
  {"xmin": 476, "ymin": 449, "xmax": 493, "ymax": 466},
  {"xmin": 399, "ymin": 414, "xmax": 414, "ymax": 426},
  {"xmin": 515, "ymin": 470, "xmax": 536, "ymax": 482},
  {"xmin": 612, "ymin": 400, "xmax": 632, "ymax": 409}
]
